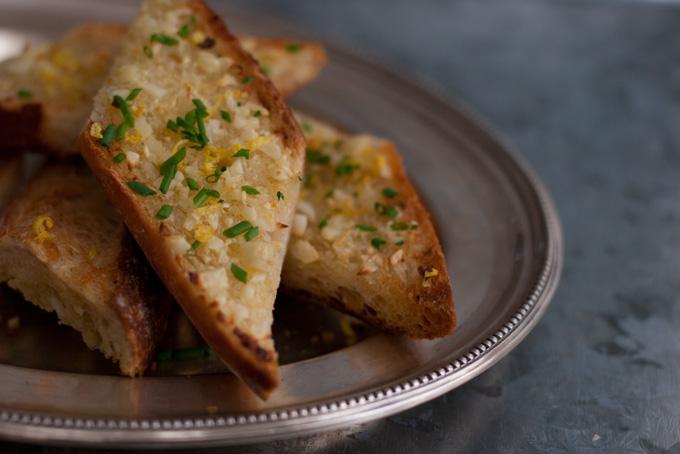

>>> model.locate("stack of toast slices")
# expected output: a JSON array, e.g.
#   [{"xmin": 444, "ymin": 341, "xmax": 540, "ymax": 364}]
[{"xmin": 0, "ymin": 0, "xmax": 454, "ymax": 399}]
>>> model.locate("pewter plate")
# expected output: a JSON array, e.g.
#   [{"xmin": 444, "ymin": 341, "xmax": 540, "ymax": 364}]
[{"xmin": 0, "ymin": 0, "xmax": 563, "ymax": 448}]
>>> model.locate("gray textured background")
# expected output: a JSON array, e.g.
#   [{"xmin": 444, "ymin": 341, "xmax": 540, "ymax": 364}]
[{"xmin": 5, "ymin": 0, "xmax": 680, "ymax": 452}]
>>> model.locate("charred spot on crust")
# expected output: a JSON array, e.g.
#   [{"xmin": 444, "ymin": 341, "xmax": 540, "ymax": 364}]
[
  {"xmin": 188, "ymin": 272, "xmax": 199, "ymax": 285},
  {"xmin": 198, "ymin": 37, "xmax": 215, "ymax": 49},
  {"xmin": 233, "ymin": 327, "xmax": 273, "ymax": 362}
]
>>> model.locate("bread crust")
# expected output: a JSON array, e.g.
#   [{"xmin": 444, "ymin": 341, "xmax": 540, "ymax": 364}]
[
  {"xmin": 79, "ymin": 0, "xmax": 305, "ymax": 398},
  {"xmin": 0, "ymin": 161, "xmax": 171, "ymax": 375}
]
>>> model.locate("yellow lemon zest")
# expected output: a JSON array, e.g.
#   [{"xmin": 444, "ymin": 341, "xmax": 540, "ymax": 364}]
[
  {"xmin": 50, "ymin": 48, "xmax": 79, "ymax": 72},
  {"xmin": 125, "ymin": 129, "xmax": 143, "ymax": 144},
  {"xmin": 32, "ymin": 216, "xmax": 55, "ymax": 243},
  {"xmin": 193, "ymin": 224, "xmax": 214, "ymax": 242},
  {"xmin": 131, "ymin": 103, "xmax": 145, "ymax": 118}
]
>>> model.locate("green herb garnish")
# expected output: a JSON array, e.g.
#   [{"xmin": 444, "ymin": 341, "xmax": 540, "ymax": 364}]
[
  {"xmin": 411, "ymin": 223, "xmax": 419, "ymax": 230},
  {"xmin": 390, "ymin": 222, "xmax": 409, "ymax": 231},
  {"xmin": 356, "ymin": 224, "xmax": 377, "ymax": 232},
  {"xmin": 101, "ymin": 124, "xmax": 116, "ymax": 147},
  {"xmin": 245, "ymin": 226, "xmax": 259, "ymax": 241},
  {"xmin": 260, "ymin": 64, "xmax": 271, "ymax": 75},
  {"xmin": 150, "ymin": 33, "xmax": 178, "ymax": 46},
  {"xmin": 335, "ymin": 158, "xmax": 358, "ymax": 175},
  {"xmin": 285, "ymin": 43, "xmax": 303, "ymax": 53},
  {"xmin": 186, "ymin": 177, "xmax": 199, "ymax": 190},
  {"xmin": 241, "ymin": 185, "xmax": 260, "ymax": 195},
  {"xmin": 155, "ymin": 204, "xmax": 173, "ymax": 220},
  {"xmin": 253, "ymin": 110, "xmax": 261, "ymax": 118},
  {"xmin": 233, "ymin": 148, "xmax": 250, "ymax": 159},
  {"xmin": 206, "ymin": 166, "xmax": 226, "ymax": 183},
  {"xmin": 112, "ymin": 153, "xmax": 126, "ymax": 163},
  {"xmin": 193, "ymin": 188, "xmax": 220, "ymax": 207},
  {"xmin": 190, "ymin": 240, "xmax": 201, "ymax": 251},
  {"xmin": 276, "ymin": 191, "xmax": 284, "ymax": 201},
  {"xmin": 126, "ymin": 88, "xmax": 142, "ymax": 101},
  {"xmin": 127, "ymin": 181, "xmax": 156, "ymax": 196},
  {"xmin": 115, "ymin": 123, "xmax": 127, "ymax": 141},
  {"xmin": 220, "ymin": 110, "xmax": 232, "ymax": 123},
  {"xmin": 223, "ymin": 220, "xmax": 253, "ymax": 238},
  {"xmin": 306, "ymin": 149, "xmax": 330, "ymax": 165},
  {"xmin": 112, "ymin": 95, "xmax": 134, "ymax": 128},
  {"xmin": 166, "ymin": 119, "xmax": 178, "ymax": 132},
  {"xmin": 230, "ymin": 263, "xmax": 248, "ymax": 283},
  {"xmin": 17, "ymin": 89, "xmax": 32, "ymax": 99},
  {"xmin": 319, "ymin": 217, "xmax": 329, "ymax": 229},
  {"xmin": 241, "ymin": 75, "xmax": 254, "ymax": 85},
  {"xmin": 382, "ymin": 188, "xmax": 398, "ymax": 198},
  {"xmin": 177, "ymin": 24, "xmax": 190, "ymax": 38},
  {"xmin": 324, "ymin": 190, "xmax": 334, "ymax": 198},
  {"xmin": 143, "ymin": 45, "xmax": 153, "ymax": 58},
  {"xmin": 371, "ymin": 237, "xmax": 387, "ymax": 250},
  {"xmin": 395, "ymin": 240, "xmax": 405, "ymax": 246}
]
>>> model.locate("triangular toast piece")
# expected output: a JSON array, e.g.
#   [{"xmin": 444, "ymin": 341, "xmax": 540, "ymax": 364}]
[
  {"xmin": 79, "ymin": 0, "xmax": 305, "ymax": 398},
  {"xmin": 0, "ymin": 161, "xmax": 171, "ymax": 375},
  {"xmin": 282, "ymin": 114, "xmax": 455, "ymax": 338},
  {"xmin": 0, "ymin": 22, "xmax": 325, "ymax": 158}
]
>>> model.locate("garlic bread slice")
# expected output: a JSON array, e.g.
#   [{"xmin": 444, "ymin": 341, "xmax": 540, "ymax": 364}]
[
  {"xmin": 0, "ymin": 22, "xmax": 325, "ymax": 158},
  {"xmin": 79, "ymin": 0, "xmax": 305, "ymax": 398},
  {"xmin": 283, "ymin": 114, "xmax": 455, "ymax": 339},
  {"xmin": 0, "ymin": 161, "xmax": 171, "ymax": 375}
]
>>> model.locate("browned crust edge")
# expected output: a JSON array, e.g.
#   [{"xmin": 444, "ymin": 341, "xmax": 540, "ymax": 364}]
[{"xmin": 79, "ymin": 0, "xmax": 307, "ymax": 398}]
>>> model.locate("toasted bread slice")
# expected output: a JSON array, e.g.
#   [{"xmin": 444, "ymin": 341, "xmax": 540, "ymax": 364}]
[
  {"xmin": 79, "ymin": 0, "xmax": 305, "ymax": 398},
  {"xmin": 282, "ymin": 114, "xmax": 455, "ymax": 338},
  {"xmin": 0, "ymin": 161, "xmax": 171, "ymax": 375},
  {"xmin": 0, "ymin": 23, "xmax": 325, "ymax": 158}
]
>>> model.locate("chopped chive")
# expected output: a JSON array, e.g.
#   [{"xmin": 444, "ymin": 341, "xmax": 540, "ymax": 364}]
[
  {"xmin": 17, "ymin": 89, "xmax": 32, "ymax": 99},
  {"xmin": 186, "ymin": 177, "xmax": 199, "ymax": 190},
  {"xmin": 191, "ymin": 14, "xmax": 197, "ymax": 24},
  {"xmin": 193, "ymin": 188, "xmax": 220, "ymax": 207},
  {"xmin": 206, "ymin": 167, "xmax": 226, "ymax": 183},
  {"xmin": 177, "ymin": 24, "xmax": 190, "ymax": 38},
  {"xmin": 101, "ymin": 124, "xmax": 116, "ymax": 147},
  {"xmin": 220, "ymin": 110, "xmax": 232, "ymax": 123},
  {"xmin": 356, "ymin": 224, "xmax": 377, "ymax": 232},
  {"xmin": 115, "ymin": 122, "xmax": 127, "ymax": 141},
  {"xmin": 126, "ymin": 88, "xmax": 142, "ymax": 101},
  {"xmin": 155, "ymin": 204, "xmax": 173, "ymax": 220},
  {"xmin": 335, "ymin": 158, "xmax": 357, "ymax": 175},
  {"xmin": 324, "ymin": 190, "xmax": 334, "ymax": 199},
  {"xmin": 159, "ymin": 165, "xmax": 176, "ymax": 194},
  {"xmin": 166, "ymin": 119, "xmax": 178, "ymax": 132},
  {"xmin": 241, "ymin": 75, "xmax": 254, "ymax": 85},
  {"xmin": 192, "ymin": 98, "xmax": 208, "ymax": 116},
  {"xmin": 276, "ymin": 191, "xmax": 284, "ymax": 201},
  {"xmin": 382, "ymin": 187, "xmax": 399, "ymax": 198},
  {"xmin": 241, "ymin": 185, "xmax": 260, "ymax": 195},
  {"xmin": 233, "ymin": 148, "xmax": 250, "ymax": 159},
  {"xmin": 374, "ymin": 202, "xmax": 398, "ymax": 218},
  {"xmin": 285, "ymin": 43, "xmax": 303, "ymax": 53},
  {"xmin": 319, "ymin": 217, "xmax": 329, "ymax": 229},
  {"xmin": 143, "ymin": 45, "xmax": 153, "ymax": 58},
  {"xmin": 127, "ymin": 181, "xmax": 156, "ymax": 196},
  {"xmin": 411, "ymin": 223, "xmax": 419, "ymax": 230},
  {"xmin": 390, "ymin": 222, "xmax": 409, "ymax": 231},
  {"xmin": 306, "ymin": 149, "xmax": 330, "ymax": 165},
  {"xmin": 301, "ymin": 121, "xmax": 312, "ymax": 132},
  {"xmin": 160, "ymin": 147, "xmax": 186, "ymax": 175},
  {"xmin": 260, "ymin": 64, "xmax": 271, "ymax": 75},
  {"xmin": 190, "ymin": 240, "xmax": 201, "ymax": 251},
  {"xmin": 253, "ymin": 110, "xmax": 261, "ymax": 118},
  {"xmin": 150, "ymin": 33, "xmax": 179, "ymax": 46},
  {"xmin": 395, "ymin": 240, "xmax": 405, "ymax": 246},
  {"xmin": 113, "ymin": 95, "xmax": 134, "ymax": 127},
  {"xmin": 371, "ymin": 237, "xmax": 387, "ymax": 250},
  {"xmin": 112, "ymin": 153, "xmax": 126, "ymax": 163},
  {"xmin": 223, "ymin": 220, "xmax": 253, "ymax": 238},
  {"xmin": 386, "ymin": 206, "xmax": 399, "ymax": 218},
  {"xmin": 245, "ymin": 226, "xmax": 259, "ymax": 241},
  {"xmin": 230, "ymin": 263, "xmax": 248, "ymax": 283}
]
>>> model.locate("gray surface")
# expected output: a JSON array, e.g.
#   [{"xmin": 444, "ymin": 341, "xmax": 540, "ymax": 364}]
[{"xmin": 4, "ymin": 0, "xmax": 680, "ymax": 452}]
